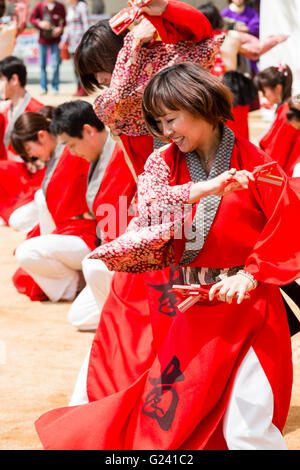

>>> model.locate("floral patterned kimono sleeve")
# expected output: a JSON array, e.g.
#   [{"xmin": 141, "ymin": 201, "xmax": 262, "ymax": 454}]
[
  {"xmin": 93, "ymin": 33, "xmax": 147, "ymax": 136},
  {"xmin": 146, "ymin": 0, "xmax": 213, "ymax": 43},
  {"xmin": 135, "ymin": 150, "xmax": 193, "ymax": 223}
]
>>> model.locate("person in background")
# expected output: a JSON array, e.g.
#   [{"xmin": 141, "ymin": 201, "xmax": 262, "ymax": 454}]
[
  {"xmin": 0, "ymin": 56, "xmax": 44, "ymax": 232},
  {"xmin": 30, "ymin": 0, "xmax": 66, "ymax": 95},
  {"xmin": 254, "ymin": 64, "xmax": 295, "ymax": 174},
  {"xmin": 254, "ymin": 65, "xmax": 300, "ymax": 338},
  {"xmin": 221, "ymin": 0, "xmax": 260, "ymax": 110},
  {"xmin": 0, "ymin": 0, "xmax": 30, "ymax": 60},
  {"xmin": 197, "ymin": 2, "xmax": 287, "ymax": 140},
  {"xmin": 221, "ymin": 0, "xmax": 259, "ymax": 37},
  {"xmin": 59, "ymin": 0, "xmax": 89, "ymax": 97}
]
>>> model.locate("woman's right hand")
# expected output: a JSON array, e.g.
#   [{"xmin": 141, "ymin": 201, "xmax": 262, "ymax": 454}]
[
  {"xmin": 188, "ymin": 169, "xmax": 255, "ymax": 203},
  {"xmin": 132, "ymin": 17, "xmax": 157, "ymax": 44},
  {"xmin": 206, "ymin": 169, "xmax": 255, "ymax": 197}
]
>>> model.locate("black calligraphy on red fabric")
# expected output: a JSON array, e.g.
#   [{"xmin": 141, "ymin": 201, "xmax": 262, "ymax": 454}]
[
  {"xmin": 148, "ymin": 265, "xmax": 183, "ymax": 317},
  {"xmin": 142, "ymin": 356, "xmax": 185, "ymax": 431}
]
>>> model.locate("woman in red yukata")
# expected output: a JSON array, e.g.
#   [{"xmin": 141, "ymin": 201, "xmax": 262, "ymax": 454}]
[
  {"xmin": 35, "ymin": 63, "xmax": 300, "ymax": 450},
  {"xmin": 254, "ymin": 63, "xmax": 298, "ymax": 176},
  {"xmin": 254, "ymin": 66, "xmax": 300, "ymax": 321}
]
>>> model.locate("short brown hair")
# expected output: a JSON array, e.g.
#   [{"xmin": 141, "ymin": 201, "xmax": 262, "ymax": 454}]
[
  {"xmin": 142, "ymin": 62, "xmax": 234, "ymax": 139},
  {"xmin": 254, "ymin": 65, "xmax": 293, "ymax": 103},
  {"xmin": 74, "ymin": 20, "xmax": 127, "ymax": 93},
  {"xmin": 11, "ymin": 107, "xmax": 55, "ymax": 161}
]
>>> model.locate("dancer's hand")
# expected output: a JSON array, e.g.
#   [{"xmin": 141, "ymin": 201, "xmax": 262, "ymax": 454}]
[
  {"xmin": 207, "ymin": 168, "xmax": 255, "ymax": 197},
  {"xmin": 132, "ymin": 17, "xmax": 156, "ymax": 44},
  {"xmin": 209, "ymin": 274, "xmax": 254, "ymax": 305},
  {"xmin": 134, "ymin": 0, "xmax": 168, "ymax": 16},
  {"xmin": 188, "ymin": 169, "xmax": 255, "ymax": 203}
]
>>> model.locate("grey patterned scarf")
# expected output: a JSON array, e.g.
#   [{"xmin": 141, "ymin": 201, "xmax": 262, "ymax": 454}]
[{"xmin": 179, "ymin": 124, "xmax": 235, "ymax": 266}]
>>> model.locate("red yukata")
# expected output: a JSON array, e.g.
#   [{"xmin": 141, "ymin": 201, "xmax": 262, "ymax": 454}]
[
  {"xmin": 0, "ymin": 94, "xmax": 45, "ymax": 224},
  {"xmin": 35, "ymin": 126, "xmax": 300, "ymax": 449},
  {"xmin": 260, "ymin": 102, "xmax": 300, "ymax": 176}
]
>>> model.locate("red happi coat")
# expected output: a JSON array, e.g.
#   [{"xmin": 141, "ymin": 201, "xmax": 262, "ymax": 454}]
[
  {"xmin": 260, "ymin": 102, "xmax": 300, "ymax": 176},
  {"xmin": 0, "ymin": 95, "xmax": 45, "ymax": 223},
  {"xmin": 228, "ymin": 104, "xmax": 250, "ymax": 140},
  {"xmin": 35, "ymin": 135, "xmax": 300, "ymax": 449}
]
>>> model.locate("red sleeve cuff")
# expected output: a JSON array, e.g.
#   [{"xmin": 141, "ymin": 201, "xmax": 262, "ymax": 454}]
[{"xmin": 145, "ymin": 0, "xmax": 213, "ymax": 44}]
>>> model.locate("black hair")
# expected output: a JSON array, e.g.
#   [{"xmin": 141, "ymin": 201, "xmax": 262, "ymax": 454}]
[
  {"xmin": 74, "ymin": 19, "xmax": 127, "ymax": 93},
  {"xmin": 11, "ymin": 106, "xmax": 56, "ymax": 160},
  {"xmin": 0, "ymin": 56, "xmax": 27, "ymax": 87},
  {"xmin": 142, "ymin": 62, "xmax": 234, "ymax": 139},
  {"xmin": 50, "ymin": 100, "xmax": 105, "ymax": 137},
  {"xmin": 254, "ymin": 64, "xmax": 293, "ymax": 103},
  {"xmin": 197, "ymin": 2, "xmax": 224, "ymax": 30}
]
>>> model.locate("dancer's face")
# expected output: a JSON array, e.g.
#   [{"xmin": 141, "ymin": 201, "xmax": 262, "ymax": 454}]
[
  {"xmin": 262, "ymin": 85, "xmax": 282, "ymax": 106},
  {"xmin": 59, "ymin": 125, "xmax": 107, "ymax": 162},
  {"xmin": 154, "ymin": 107, "xmax": 215, "ymax": 154},
  {"xmin": 23, "ymin": 132, "xmax": 54, "ymax": 162},
  {"xmin": 0, "ymin": 75, "xmax": 14, "ymax": 100},
  {"xmin": 94, "ymin": 71, "xmax": 112, "ymax": 88}
]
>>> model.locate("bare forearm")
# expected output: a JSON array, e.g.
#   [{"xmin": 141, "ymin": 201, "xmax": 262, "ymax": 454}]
[{"xmin": 188, "ymin": 181, "xmax": 210, "ymax": 204}]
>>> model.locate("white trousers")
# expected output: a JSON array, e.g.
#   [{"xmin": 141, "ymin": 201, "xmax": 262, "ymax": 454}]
[
  {"xmin": 68, "ymin": 257, "xmax": 114, "ymax": 331},
  {"xmin": 8, "ymin": 200, "xmax": 39, "ymax": 233},
  {"xmin": 15, "ymin": 234, "xmax": 91, "ymax": 302},
  {"xmin": 223, "ymin": 347, "xmax": 287, "ymax": 450},
  {"xmin": 69, "ymin": 347, "xmax": 90, "ymax": 406},
  {"xmin": 70, "ymin": 346, "xmax": 287, "ymax": 450}
]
